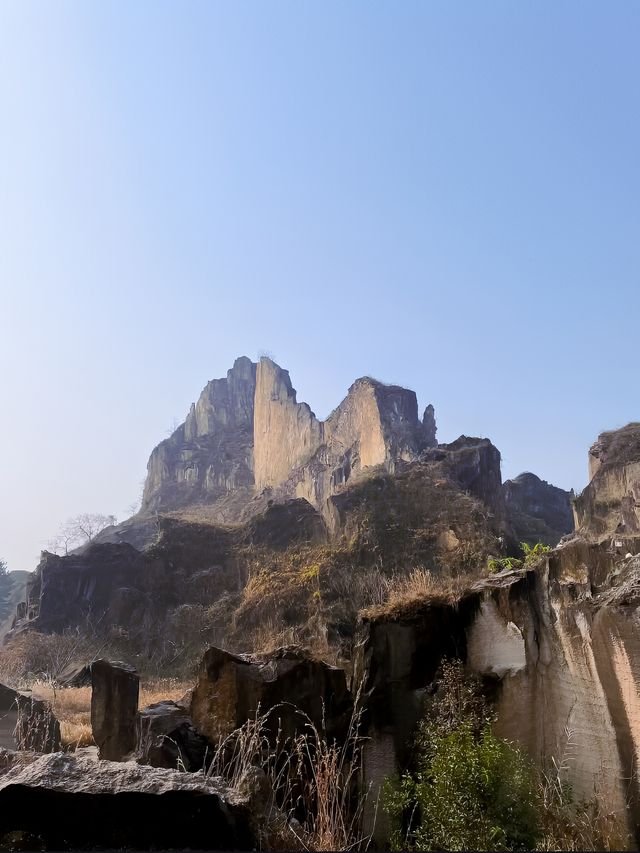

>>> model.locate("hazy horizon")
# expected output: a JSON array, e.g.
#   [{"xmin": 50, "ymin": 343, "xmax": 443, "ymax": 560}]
[{"xmin": 2, "ymin": 2, "xmax": 640, "ymax": 570}]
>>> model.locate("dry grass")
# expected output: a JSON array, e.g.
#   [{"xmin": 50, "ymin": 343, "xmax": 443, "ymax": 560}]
[
  {"xmin": 361, "ymin": 567, "xmax": 477, "ymax": 620},
  {"xmin": 29, "ymin": 678, "xmax": 193, "ymax": 749},
  {"xmin": 207, "ymin": 695, "xmax": 371, "ymax": 851}
]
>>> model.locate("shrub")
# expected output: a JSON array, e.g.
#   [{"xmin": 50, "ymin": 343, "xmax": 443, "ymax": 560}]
[{"xmin": 383, "ymin": 661, "xmax": 538, "ymax": 851}]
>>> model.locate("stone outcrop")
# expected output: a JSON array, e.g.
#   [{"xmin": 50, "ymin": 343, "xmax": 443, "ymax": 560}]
[
  {"xmin": 574, "ymin": 423, "xmax": 640, "ymax": 541},
  {"xmin": 0, "ymin": 752, "xmax": 255, "ymax": 850},
  {"xmin": 91, "ymin": 660, "xmax": 139, "ymax": 761},
  {"xmin": 142, "ymin": 356, "xmax": 257, "ymax": 513},
  {"xmin": 136, "ymin": 356, "xmax": 438, "ymax": 529},
  {"xmin": 357, "ymin": 532, "xmax": 640, "ymax": 845},
  {"xmin": 503, "ymin": 471, "xmax": 574, "ymax": 546},
  {"xmin": 14, "ymin": 694, "xmax": 61, "ymax": 753},
  {"xmin": 190, "ymin": 646, "xmax": 353, "ymax": 745}
]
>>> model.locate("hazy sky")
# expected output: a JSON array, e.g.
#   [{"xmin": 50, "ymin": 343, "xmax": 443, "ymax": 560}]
[{"xmin": 2, "ymin": 2, "xmax": 639, "ymax": 571}]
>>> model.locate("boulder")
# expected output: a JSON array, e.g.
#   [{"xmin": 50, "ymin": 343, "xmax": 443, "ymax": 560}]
[
  {"xmin": 190, "ymin": 645, "xmax": 353, "ymax": 745},
  {"xmin": 135, "ymin": 700, "xmax": 208, "ymax": 771},
  {"xmin": 91, "ymin": 659, "xmax": 139, "ymax": 761},
  {"xmin": 0, "ymin": 752, "xmax": 255, "ymax": 850},
  {"xmin": 14, "ymin": 694, "xmax": 61, "ymax": 753}
]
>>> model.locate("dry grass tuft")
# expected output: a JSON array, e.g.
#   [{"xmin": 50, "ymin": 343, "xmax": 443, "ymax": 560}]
[
  {"xmin": 361, "ymin": 567, "xmax": 476, "ymax": 620},
  {"xmin": 207, "ymin": 694, "xmax": 371, "ymax": 851}
]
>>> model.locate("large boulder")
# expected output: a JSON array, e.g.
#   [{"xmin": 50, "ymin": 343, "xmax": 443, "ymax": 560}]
[
  {"xmin": 0, "ymin": 752, "xmax": 255, "ymax": 850},
  {"xmin": 135, "ymin": 700, "xmax": 208, "ymax": 772},
  {"xmin": 91, "ymin": 660, "xmax": 139, "ymax": 761},
  {"xmin": 190, "ymin": 646, "xmax": 353, "ymax": 745}
]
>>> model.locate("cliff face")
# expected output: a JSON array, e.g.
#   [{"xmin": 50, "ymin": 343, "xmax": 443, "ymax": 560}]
[
  {"xmin": 141, "ymin": 357, "xmax": 256, "ymax": 512},
  {"xmin": 574, "ymin": 423, "xmax": 640, "ymax": 540},
  {"xmin": 503, "ymin": 471, "xmax": 574, "ymax": 546},
  {"xmin": 139, "ymin": 356, "xmax": 436, "ymax": 526},
  {"xmin": 357, "ymin": 422, "xmax": 640, "ymax": 847}
]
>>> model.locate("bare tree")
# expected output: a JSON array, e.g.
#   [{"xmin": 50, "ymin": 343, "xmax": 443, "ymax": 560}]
[{"xmin": 47, "ymin": 513, "xmax": 117, "ymax": 556}]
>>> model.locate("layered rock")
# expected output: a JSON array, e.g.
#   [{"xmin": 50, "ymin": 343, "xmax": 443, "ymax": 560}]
[
  {"xmin": 141, "ymin": 356, "xmax": 257, "ymax": 512},
  {"xmin": 574, "ymin": 423, "xmax": 640, "ymax": 541},
  {"xmin": 503, "ymin": 471, "xmax": 574, "ymax": 546},
  {"xmin": 139, "ymin": 356, "xmax": 437, "ymax": 526}
]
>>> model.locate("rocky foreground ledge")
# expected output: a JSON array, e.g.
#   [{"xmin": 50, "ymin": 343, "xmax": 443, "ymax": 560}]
[{"xmin": 0, "ymin": 751, "xmax": 254, "ymax": 850}]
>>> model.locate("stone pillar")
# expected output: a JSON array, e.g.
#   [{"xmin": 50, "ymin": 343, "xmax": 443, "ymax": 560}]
[{"xmin": 91, "ymin": 659, "xmax": 139, "ymax": 761}]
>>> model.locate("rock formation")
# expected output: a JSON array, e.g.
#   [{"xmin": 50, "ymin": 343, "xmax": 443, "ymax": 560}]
[
  {"xmin": 91, "ymin": 660, "xmax": 139, "ymax": 761},
  {"xmin": 0, "ymin": 752, "xmax": 255, "ymax": 850},
  {"xmin": 356, "ymin": 422, "xmax": 640, "ymax": 846},
  {"xmin": 190, "ymin": 646, "xmax": 353, "ymax": 745},
  {"xmin": 503, "ymin": 471, "xmax": 574, "ymax": 546},
  {"xmin": 574, "ymin": 422, "xmax": 640, "ymax": 540},
  {"xmin": 135, "ymin": 356, "xmax": 438, "ymax": 534}
]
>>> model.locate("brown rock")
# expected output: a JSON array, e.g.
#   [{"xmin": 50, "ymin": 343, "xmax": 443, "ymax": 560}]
[{"xmin": 190, "ymin": 645, "xmax": 353, "ymax": 745}]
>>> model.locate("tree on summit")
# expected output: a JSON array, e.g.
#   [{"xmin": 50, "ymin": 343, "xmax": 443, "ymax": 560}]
[{"xmin": 47, "ymin": 513, "xmax": 117, "ymax": 556}]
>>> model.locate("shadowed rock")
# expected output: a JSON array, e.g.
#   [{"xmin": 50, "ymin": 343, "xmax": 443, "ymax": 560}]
[
  {"xmin": 91, "ymin": 660, "xmax": 139, "ymax": 761},
  {"xmin": 135, "ymin": 700, "xmax": 208, "ymax": 772},
  {"xmin": 190, "ymin": 645, "xmax": 353, "ymax": 745},
  {"xmin": 14, "ymin": 694, "xmax": 61, "ymax": 754},
  {"xmin": 0, "ymin": 752, "xmax": 255, "ymax": 850}
]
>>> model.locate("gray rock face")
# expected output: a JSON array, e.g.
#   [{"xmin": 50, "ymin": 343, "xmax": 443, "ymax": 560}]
[
  {"xmin": 91, "ymin": 660, "xmax": 139, "ymax": 761},
  {"xmin": 0, "ymin": 752, "xmax": 255, "ymax": 850},
  {"xmin": 503, "ymin": 471, "xmax": 574, "ymax": 546},
  {"xmin": 142, "ymin": 356, "xmax": 257, "ymax": 512}
]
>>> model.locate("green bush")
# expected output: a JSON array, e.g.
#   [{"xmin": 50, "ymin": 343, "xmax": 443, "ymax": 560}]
[
  {"xmin": 488, "ymin": 542, "xmax": 551, "ymax": 574},
  {"xmin": 383, "ymin": 661, "xmax": 539, "ymax": 851}
]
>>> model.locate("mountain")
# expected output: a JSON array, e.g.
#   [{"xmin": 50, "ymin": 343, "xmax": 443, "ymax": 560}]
[{"xmin": 8, "ymin": 356, "xmax": 573, "ymax": 665}]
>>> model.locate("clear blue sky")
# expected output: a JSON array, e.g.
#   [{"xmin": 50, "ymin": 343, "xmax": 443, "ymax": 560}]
[{"xmin": 2, "ymin": 2, "xmax": 639, "ymax": 571}]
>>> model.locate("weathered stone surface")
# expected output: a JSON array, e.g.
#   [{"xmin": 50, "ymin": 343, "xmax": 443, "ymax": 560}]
[
  {"xmin": 91, "ymin": 660, "xmax": 139, "ymax": 761},
  {"xmin": 503, "ymin": 471, "xmax": 574, "ymax": 546},
  {"xmin": 190, "ymin": 646, "xmax": 353, "ymax": 745},
  {"xmin": 0, "ymin": 752, "xmax": 255, "ymax": 850},
  {"xmin": 57, "ymin": 662, "xmax": 92, "ymax": 687},
  {"xmin": 142, "ymin": 356, "xmax": 257, "ymax": 512},
  {"xmin": 574, "ymin": 423, "xmax": 640, "ymax": 541},
  {"xmin": 135, "ymin": 700, "xmax": 208, "ymax": 771},
  {"xmin": 14, "ymin": 694, "xmax": 61, "ymax": 753},
  {"xmin": 0, "ymin": 685, "xmax": 18, "ymax": 751}
]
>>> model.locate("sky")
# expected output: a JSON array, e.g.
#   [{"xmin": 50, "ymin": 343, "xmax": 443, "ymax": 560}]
[{"xmin": 1, "ymin": 1, "xmax": 639, "ymax": 571}]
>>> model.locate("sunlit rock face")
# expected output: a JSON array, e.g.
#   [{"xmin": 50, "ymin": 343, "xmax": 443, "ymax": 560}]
[
  {"xmin": 140, "ymin": 355, "xmax": 437, "ymax": 523},
  {"xmin": 574, "ymin": 423, "xmax": 640, "ymax": 541}
]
